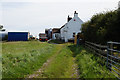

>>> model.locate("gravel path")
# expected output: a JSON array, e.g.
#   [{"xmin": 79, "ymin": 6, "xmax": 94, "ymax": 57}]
[{"xmin": 71, "ymin": 58, "xmax": 80, "ymax": 78}]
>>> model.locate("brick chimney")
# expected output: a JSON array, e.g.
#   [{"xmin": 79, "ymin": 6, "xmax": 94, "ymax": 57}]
[
  {"xmin": 74, "ymin": 11, "xmax": 78, "ymax": 17},
  {"xmin": 67, "ymin": 15, "xmax": 72, "ymax": 22}
]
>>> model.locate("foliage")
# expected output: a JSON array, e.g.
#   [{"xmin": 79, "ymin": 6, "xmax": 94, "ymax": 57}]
[
  {"xmin": 68, "ymin": 45, "xmax": 116, "ymax": 78},
  {"xmin": 0, "ymin": 25, "xmax": 5, "ymax": 31},
  {"xmin": 81, "ymin": 9, "xmax": 120, "ymax": 44},
  {"xmin": 0, "ymin": 25, "xmax": 3, "ymax": 30}
]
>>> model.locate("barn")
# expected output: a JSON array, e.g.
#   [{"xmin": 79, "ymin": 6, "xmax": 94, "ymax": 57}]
[{"xmin": 8, "ymin": 31, "xmax": 29, "ymax": 41}]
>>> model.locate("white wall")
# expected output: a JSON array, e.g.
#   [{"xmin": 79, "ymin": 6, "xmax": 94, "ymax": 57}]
[
  {"xmin": 60, "ymin": 13, "xmax": 83, "ymax": 42},
  {"xmin": 52, "ymin": 33, "xmax": 60, "ymax": 40},
  {"xmin": 52, "ymin": 34, "xmax": 56, "ymax": 40}
]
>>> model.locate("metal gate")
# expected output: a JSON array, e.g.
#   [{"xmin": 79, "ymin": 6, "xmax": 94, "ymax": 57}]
[{"xmin": 106, "ymin": 42, "xmax": 120, "ymax": 79}]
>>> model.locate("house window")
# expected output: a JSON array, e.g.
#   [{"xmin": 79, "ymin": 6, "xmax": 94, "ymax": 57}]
[{"xmin": 73, "ymin": 32, "xmax": 75, "ymax": 37}]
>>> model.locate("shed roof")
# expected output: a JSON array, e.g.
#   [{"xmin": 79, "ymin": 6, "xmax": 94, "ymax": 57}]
[{"xmin": 8, "ymin": 30, "xmax": 29, "ymax": 33}]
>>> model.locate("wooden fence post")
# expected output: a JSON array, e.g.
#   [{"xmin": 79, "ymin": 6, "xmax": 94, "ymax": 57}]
[
  {"xmin": 107, "ymin": 42, "xmax": 113, "ymax": 71},
  {"xmin": 106, "ymin": 42, "xmax": 109, "ymax": 67},
  {"xmin": 74, "ymin": 34, "xmax": 77, "ymax": 45},
  {"xmin": 110, "ymin": 43, "xmax": 113, "ymax": 71}
]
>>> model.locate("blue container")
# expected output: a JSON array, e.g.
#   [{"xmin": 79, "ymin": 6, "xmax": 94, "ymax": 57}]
[{"xmin": 8, "ymin": 32, "xmax": 28, "ymax": 41}]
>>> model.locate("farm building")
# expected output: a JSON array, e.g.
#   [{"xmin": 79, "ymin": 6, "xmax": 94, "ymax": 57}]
[
  {"xmin": 45, "ymin": 28, "xmax": 52, "ymax": 39},
  {"xmin": 60, "ymin": 11, "xmax": 83, "ymax": 42},
  {"xmin": 0, "ymin": 31, "xmax": 8, "ymax": 41},
  {"xmin": 8, "ymin": 31, "xmax": 29, "ymax": 41},
  {"xmin": 52, "ymin": 28, "xmax": 60, "ymax": 40}
]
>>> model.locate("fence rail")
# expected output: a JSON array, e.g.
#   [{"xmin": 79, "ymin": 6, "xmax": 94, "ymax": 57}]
[{"xmin": 85, "ymin": 41, "xmax": 120, "ymax": 79}]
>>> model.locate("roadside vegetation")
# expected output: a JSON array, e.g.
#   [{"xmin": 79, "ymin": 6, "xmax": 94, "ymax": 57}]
[
  {"xmin": 68, "ymin": 44, "xmax": 116, "ymax": 78},
  {"xmin": 2, "ymin": 41, "xmax": 57, "ymax": 78}
]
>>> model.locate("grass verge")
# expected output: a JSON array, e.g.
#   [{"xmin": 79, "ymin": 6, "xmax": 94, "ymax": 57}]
[{"xmin": 68, "ymin": 45, "xmax": 116, "ymax": 79}]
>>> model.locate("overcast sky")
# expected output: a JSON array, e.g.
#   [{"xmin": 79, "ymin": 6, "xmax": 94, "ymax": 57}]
[{"xmin": 1, "ymin": 0, "xmax": 120, "ymax": 37}]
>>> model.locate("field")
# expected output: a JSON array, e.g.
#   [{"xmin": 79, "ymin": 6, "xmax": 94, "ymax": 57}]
[
  {"xmin": 2, "ymin": 41, "xmax": 116, "ymax": 78},
  {"xmin": 2, "ymin": 41, "xmax": 57, "ymax": 78}
]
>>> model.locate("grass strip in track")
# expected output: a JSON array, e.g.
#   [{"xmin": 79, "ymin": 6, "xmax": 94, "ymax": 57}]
[{"xmin": 39, "ymin": 45, "xmax": 79, "ymax": 78}]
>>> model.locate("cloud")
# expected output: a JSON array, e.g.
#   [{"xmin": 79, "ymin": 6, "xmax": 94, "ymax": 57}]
[
  {"xmin": 2, "ymin": 0, "xmax": 120, "ymax": 3},
  {"xmin": 0, "ymin": 2, "xmax": 2, "ymax": 24},
  {"xmin": 2, "ymin": 1, "xmax": 119, "ymax": 36}
]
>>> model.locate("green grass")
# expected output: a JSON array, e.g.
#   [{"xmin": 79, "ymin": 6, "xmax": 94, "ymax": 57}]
[
  {"xmin": 41, "ymin": 45, "xmax": 78, "ymax": 78},
  {"xmin": 48, "ymin": 39, "xmax": 65, "ymax": 44},
  {"xmin": 2, "ymin": 41, "xmax": 117, "ymax": 78},
  {"xmin": 68, "ymin": 45, "xmax": 116, "ymax": 79},
  {"xmin": 2, "ymin": 41, "xmax": 58, "ymax": 78}
]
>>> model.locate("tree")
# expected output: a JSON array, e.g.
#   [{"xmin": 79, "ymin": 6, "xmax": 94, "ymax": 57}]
[
  {"xmin": 81, "ymin": 9, "xmax": 120, "ymax": 44},
  {"xmin": 0, "ymin": 25, "xmax": 3, "ymax": 29},
  {"xmin": 0, "ymin": 25, "xmax": 5, "ymax": 31}
]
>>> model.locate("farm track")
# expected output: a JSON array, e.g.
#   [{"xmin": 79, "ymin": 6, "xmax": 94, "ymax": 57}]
[
  {"xmin": 27, "ymin": 44, "xmax": 80, "ymax": 78},
  {"xmin": 27, "ymin": 44, "xmax": 64, "ymax": 78},
  {"xmin": 71, "ymin": 58, "xmax": 79, "ymax": 78}
]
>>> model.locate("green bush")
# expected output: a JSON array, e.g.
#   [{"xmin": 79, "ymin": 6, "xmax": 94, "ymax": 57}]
[{"xmin": 81, "ymin": 9, "xmax": 120, "ymax": 44}]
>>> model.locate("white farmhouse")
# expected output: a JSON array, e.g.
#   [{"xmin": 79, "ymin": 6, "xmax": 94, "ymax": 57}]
[{"xmin": 60, "ymin": 11, "xmax": 83, "ymax": 42}]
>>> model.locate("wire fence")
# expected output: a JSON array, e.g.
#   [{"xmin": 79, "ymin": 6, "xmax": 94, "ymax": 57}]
[{"xmin": 85, "ymin": 41, "xmax": 120, "ymax": 79}]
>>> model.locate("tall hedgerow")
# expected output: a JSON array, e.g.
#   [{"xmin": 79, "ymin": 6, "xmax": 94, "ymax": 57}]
[{"xmin": 81, "ymin": 9, "xmax": 120, "ymax": 44}]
